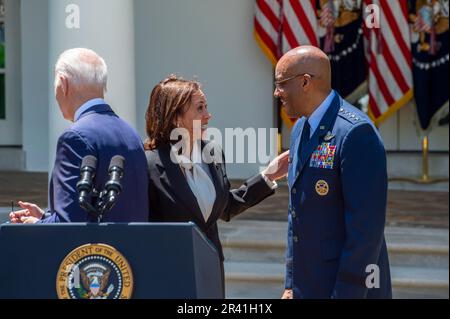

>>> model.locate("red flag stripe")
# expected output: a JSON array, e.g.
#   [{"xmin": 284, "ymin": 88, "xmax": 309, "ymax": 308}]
[
  {"xmin": 370, "ymin": 52, "xmax": 395, "ymax": 106},
  {"xmin": 379, "ymin": 4, "xmax": 412, "ymax": 86},
  {"xmin": 380, "ymin": 35, "xmax": 410, "ymax": 94},
  {"xmin": 257, "ymin": 0, "xmax": 281, "ymax": 31},
  {"xmin": 380, "ymin": 1, "xmax": 412, "ymax": 65},
  {"xmin": 368, "ymin": 93, "xmax": 382, "ymax": 118},
  {"xmin": 282, "ymin": 14, "xmax": 300, "ymax": 48},
  {"xmin": 255, "ymin": 18, "xmax": 278, "ymax": 57},
  {"xmin": 289, "ymin": 0, "xmax": 318, "ymax": 46}
]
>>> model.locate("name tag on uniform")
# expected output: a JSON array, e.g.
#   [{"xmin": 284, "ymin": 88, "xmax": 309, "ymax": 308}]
[{"xmin": 310, "ymin": 142, "xmax": 336, "ymax": 169}]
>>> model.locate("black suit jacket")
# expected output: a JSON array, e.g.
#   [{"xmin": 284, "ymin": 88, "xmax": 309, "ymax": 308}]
[{"xmin": 146, "ymin": 143, "xmax": 275, "ymax": 261}]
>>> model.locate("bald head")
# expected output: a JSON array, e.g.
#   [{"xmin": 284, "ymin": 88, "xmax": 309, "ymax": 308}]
[
  {"xmin": 274, "ymin": 46, "xmax": 332, "ymax": 118},
  {"xmin": 276, "ymin": 45, "xmax": 331, "ymax": 93}
]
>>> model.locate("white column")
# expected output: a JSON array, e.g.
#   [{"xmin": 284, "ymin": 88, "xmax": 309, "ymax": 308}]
[
  {"xmin": 0, "ymin": 0, "xmax": 22, "ymax": 146},
  {"xmin": 48, "ymin": 0, "xmax": 136, "ymax": 171},
  {"xmin": 21, "ymin": 0, "xmax": 49, "ymax": 171}
]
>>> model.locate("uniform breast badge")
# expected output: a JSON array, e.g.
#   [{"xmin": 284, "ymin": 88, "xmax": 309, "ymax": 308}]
[
  {"xmin": 310, "ymin": 141, "xmax": 336, "ymax": 169},
  {"xmin": 315, "ymin": 180, "xmax": 329, "ymax": 196},
  {"xmin": 323, "ymin": 131, "xmax": 335, "ymax": 142}
]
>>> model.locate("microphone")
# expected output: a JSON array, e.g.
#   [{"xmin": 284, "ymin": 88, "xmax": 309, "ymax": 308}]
[
  {"xmin": 100, "ymin": 155, "xmax": 125, "ymax": 214},
  {"xmin": 77, "ymin": 155, "xmax": 99, "ymax": 220},
  {"xmin": 76, "ymin": 155, "xmax": 97, "ymax": 204}
]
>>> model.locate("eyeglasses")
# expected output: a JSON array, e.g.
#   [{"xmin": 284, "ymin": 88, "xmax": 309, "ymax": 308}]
[{"xmin": 274, "ymin": 73, "xmax": 315, "ymax": 90}]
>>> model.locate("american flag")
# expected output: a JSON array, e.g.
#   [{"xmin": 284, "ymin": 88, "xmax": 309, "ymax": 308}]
[
  {"xmin": 254, "ymin": 0, "xmax": 319, "ymax": 128},
  {"xmin": 319, "ymin": 1, "xmax": 336, "ymax": 28},
  {"xmin": 364, "ymin": 0, "xmax": 413, "ymax": 126},
  {"xmin": 414, "ymin": 12, "xmax": 432, "ymax": 33},
  {"xmin": 319, "ymin": 0, "xmax": 337, "ymax": 53}
]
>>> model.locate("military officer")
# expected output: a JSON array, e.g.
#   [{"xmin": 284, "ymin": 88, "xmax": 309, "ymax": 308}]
[{"xmin": 274, "ymin": 45, "xmax": 392, "ymax": 299}]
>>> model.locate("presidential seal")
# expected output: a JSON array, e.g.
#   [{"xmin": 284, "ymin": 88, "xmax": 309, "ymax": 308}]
[{"xmin": 56, "ymin": 243, "xmax": 133, "ymax": 299}]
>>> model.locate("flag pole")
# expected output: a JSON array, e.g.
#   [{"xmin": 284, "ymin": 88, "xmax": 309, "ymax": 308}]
[
  {"xmin": 389, "ymin": 135, "xmax": 448, "ymax": 184},
  {"xmin": 421, "ymin": 135, "xmax": 430, "ymax": 182},
  {"xmin": 417, "ymin": 135, "xmax": 448, "ymax": 184}
]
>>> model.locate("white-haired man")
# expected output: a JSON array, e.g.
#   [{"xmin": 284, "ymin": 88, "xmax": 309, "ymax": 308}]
[{"xmin": 9, "ymin": 48, "xmax": 149, "ymax": 223}]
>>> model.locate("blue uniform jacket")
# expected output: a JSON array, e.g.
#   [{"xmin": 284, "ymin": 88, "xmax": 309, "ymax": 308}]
[
  {"xmin": 285, "ymin": 93, "xmax": 392, "ymax": 299},
  {"xmin": 39, "ymin": 104, "xmax": 149, "ymax": 223}
]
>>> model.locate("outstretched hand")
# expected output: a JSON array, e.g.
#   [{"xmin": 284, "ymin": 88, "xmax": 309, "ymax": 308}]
[{"xmin": 262, "ymin": 150, "xmax": 290, "ymax": 182}]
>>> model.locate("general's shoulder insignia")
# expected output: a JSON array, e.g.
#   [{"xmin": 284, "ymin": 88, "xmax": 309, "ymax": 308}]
[
  {"xmin": 56, "ymin": 243, "xmax": 133, "ymax": 299},
  {"xmin": 315, "ymin": 180, "xmax": 329, "ymax": 196},
  {"xmin": 310, "ymin": 142, "xmax": 336, "ymax": 169},
  {"xmin": 339, "ymin": 108, "xmax": 361, "ymax": 123}
]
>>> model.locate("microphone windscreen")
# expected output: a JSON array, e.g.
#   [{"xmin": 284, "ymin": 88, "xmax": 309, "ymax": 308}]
[
  {"xmin": 81, "ymin": 155, "xmax": 97, "ymax": 169},
  {"xmin": 109, "ymin": 155, "xmax": 125, "ymax": 170}
]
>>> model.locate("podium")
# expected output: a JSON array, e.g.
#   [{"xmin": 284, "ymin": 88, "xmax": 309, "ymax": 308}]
[{"xmin": 0, "ymin": 222, "xmax": 223, "ymax": 299}]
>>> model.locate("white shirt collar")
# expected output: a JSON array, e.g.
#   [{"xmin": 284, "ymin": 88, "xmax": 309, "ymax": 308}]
[
  {"xmin": 74, "ymin": 98, "xmax": 107, "ymax": 122},
  {"xmin": 307, "ymin": 90, "xmax": 335, "ymax": 138},
  {"xmin": 171, "ymin": 143, "xmax": 216, "ymax": 222}
]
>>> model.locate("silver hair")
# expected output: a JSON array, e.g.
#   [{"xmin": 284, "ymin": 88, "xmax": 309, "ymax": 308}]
[{"xmin": 54, "ymin": 48, "xmax": 107, "ymax": 93}]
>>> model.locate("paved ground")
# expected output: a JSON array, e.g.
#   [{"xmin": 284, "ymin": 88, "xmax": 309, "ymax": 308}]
[
  {"xmin": 0, "ymin": 171, "xmax": 448, "ymax": 228},
  {"xmin": 0, "ymin": 171, "xmax": 49, "ymax": 208}
]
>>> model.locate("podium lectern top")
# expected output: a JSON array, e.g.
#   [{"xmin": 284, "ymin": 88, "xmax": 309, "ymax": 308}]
[{"xmin": 0, "ymin": 222, "xmax": 223, "ymax": 299}]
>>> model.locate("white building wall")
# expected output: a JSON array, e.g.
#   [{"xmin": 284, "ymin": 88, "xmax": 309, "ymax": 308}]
[
  {"xmin": 21, "ymin": 0, "xmax": 49, "ymax": 172},
  {"xmin": 379, "ymin": 101, "xmax": 449, "ymax": 151},
  {"xmin": 134, "ymin": 0, "xmax": 275, "ymax": 179}
]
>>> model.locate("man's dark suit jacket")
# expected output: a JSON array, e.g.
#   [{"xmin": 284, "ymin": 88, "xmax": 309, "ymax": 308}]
[{"xmin": 39, "ymin": 103, "xmax": 149, "ymax": 223}]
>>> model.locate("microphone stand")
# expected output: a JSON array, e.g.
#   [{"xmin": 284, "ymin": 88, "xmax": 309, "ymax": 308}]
[
  {"xmin": 94, "ymin": 190, "xmax": 110, "ymax": 223},
  {"xmin": 78, "ymin": 155, "xmax": 125, "ymax": 223},
  {"xmin": 79, "ymin": 184, "xmax": 121, "ymax": 223},
  {"xmin": 78, "ymin": 188, "xmax": 100, "ymax": 222},
  {"xmin": 95, "ymin": 190, "xmax": 121, "ymax": 222}
]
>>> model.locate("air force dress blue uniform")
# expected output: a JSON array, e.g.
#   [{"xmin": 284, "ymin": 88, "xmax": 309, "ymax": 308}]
[
  {"xmin": 285, "ymin": 91, "xmax": 392, "ymax": 298},
  {"xmin": 38, "ymin": 99, "xmax": 149, "ymax": 223}
]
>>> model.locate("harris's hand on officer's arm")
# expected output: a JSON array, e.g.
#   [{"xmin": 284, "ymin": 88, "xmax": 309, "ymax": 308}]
[
  {"xmin": 219, "ymin": 151, "xmax": 287, "ymax": 221},
  {"xmin": 9, "ymin": 201, "xmax": 44, "ymax": 224},
  {"xmin": 281, "ymin": 289, "xmax": 293, "ymax": 299},
  {"xmin": 261, "ymin": 150, "xmax": 290, "ymax": 182}
]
